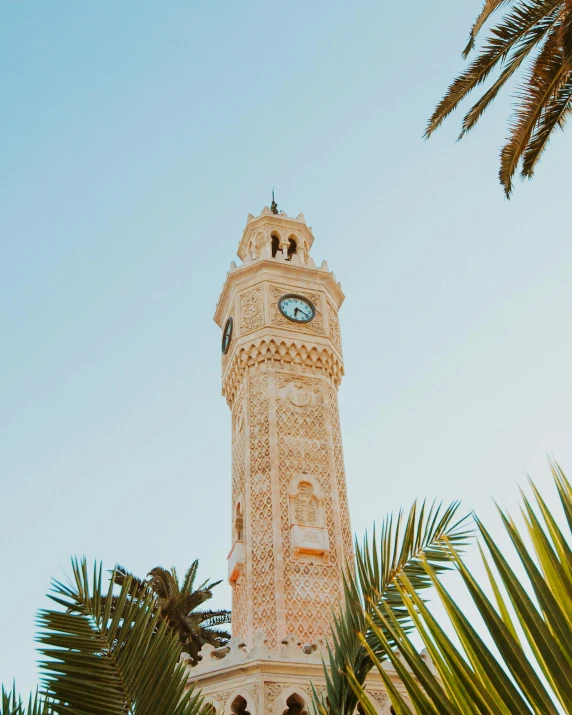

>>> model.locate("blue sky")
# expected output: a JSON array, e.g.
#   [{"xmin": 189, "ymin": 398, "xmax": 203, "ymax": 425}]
[{"xmin": 1, "ymin": 0, "xmax": 571, "ymax": 694}]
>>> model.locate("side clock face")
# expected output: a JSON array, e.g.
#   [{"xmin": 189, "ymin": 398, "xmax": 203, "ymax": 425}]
[
  {"xmin": 221, "ymin": 316, "xmax": 233, "ymax": 354},
  {"xmin": 278, "ymin": 294, "xmax": 316, "ymax": 323}
]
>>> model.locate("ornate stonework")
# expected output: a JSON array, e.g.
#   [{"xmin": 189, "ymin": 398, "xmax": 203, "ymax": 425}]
[
  {"xmin": 240, "ymin": 288, "xmax": 264, "ymax": 332},
  {"xmin": 187, "ymin": 207, "xmax": 393, "ymax": 713},
  {"xmin": 327, "ymin": 299, "xmax": 342, "ymax": 353}
]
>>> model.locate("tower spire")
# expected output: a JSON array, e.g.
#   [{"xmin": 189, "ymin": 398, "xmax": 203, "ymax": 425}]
[{"xmin": 271, "ymin": 188, "xmax": 278, "ymax": 214}]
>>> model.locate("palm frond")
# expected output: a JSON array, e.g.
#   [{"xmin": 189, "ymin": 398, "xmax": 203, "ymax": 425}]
[
  {"xmin": 560, "ymin": 2, "xmax": 572, "ymax": 66},
  {"xmin": 314, "ymin": 500, "xmax": 472, "ymax": 715},
  {"xmin": 426, "ymin": 0, "xmax": 562, "ymax": 138},
  {"xmin": 464, "ymin": 0, "xmax": 514, "ymax": 57},
  {"xmin": 460, "ymin": 5, "xmax": 561, "ymax": 135},
  {"xmin": 348, "ymin": 463, "xmax": 572, "ymax": 715},
  {"xmin": 1, "ymin": 689, "xmax": 52, "ymax": 715},
  {"xmin": 500, "ymin": 28, "xmax": 569, "ymax": 195},
  {"xmin": 182, "ymin": 561, "xmax": 199, "ymax": 595},
  {"xmin": 521, "ymin": 72, "xmax": 572, "ymax": 175},
  {"xmin": 37, "ymin": 558, "xmax": 204, "ymax": 715}
]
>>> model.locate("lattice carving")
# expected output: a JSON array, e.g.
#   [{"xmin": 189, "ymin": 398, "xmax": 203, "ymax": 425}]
[
  {"xmin": 327, "ymin": 300, "xmax": 342, "ymax": 353},
  {"xmin": 276, "ymin": 372, "xmax": 342, "ymax": 642},
  {"xmin": 231, "ymin": 386, "xmax": 248, "ymax": 639},
  {"xmin": 327, "ymin": 381, "xmax": 354, "ymax": 567},
  {"xmin": 240, "ymin": 288, "xmax": 264, "ymax": 332},
  {"xmin": 269, "ymin": 284, "xmax": 325, "ymax": 334},
  {"xmin": 248, "ymin": 373, "xmax": 277, "ymax": 648},
  {"xmin": 222, "ymin": 337, "xmax": 343, "ymax": 408}
]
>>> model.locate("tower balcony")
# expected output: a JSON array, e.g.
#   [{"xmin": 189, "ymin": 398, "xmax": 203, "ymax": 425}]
[{"xmin": 227, "ymin": 540, "xmax": 245, "ymax": 584}]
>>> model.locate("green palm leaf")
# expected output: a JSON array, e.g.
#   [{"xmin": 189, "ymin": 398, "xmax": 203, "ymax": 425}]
[
  {"xmin": 114, "ymin": 561, "xmax": 231, "ymax": 666},
  {"xmin": 313, "ymin": 500, "xmax": 471, "ymax": 715},
  {"xmin": 1, "ymin": 689, "xmax": 52, "ymax": 715},
  {"xmin": 347, "ymin": 462, "xmax": 572, "ymax": 715},
  {"xmin": 37, "ymin": 558, "xmax": 204, "ymax": 715}
]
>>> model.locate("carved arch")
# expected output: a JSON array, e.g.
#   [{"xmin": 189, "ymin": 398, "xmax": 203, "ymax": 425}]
[
  {"xmin": 225, "ymin": 688, "xmax": 257, "ymax": 715},
  {"xmin": 274, "ymin": 686, "xmax": 310, "ymax": 714},
  {"xmin": 202, "ymin": 697, "xmax": 222, "ymax": 714}
]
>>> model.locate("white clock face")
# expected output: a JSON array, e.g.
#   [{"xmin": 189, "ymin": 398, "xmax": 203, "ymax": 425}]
[{"xmin": 278, "ymin": 294, "xmax": 315, "ymax": 323}]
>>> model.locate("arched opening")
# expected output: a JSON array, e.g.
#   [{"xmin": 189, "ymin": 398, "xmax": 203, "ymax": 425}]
[
  {"xmin": 230, "ymin": 695, "xmax": 251, "ymax": 715},
  {"xmin": 283, "ymin": 693, "xmax": 305, "ymax": 714},
  {"xmin": 203, "ymin": 705, "xmax": 217, "ymax": 715},
  {"xmin": 286, "ymin": 237, "xmax": 297, "ymax": 260},
  {"xmin": 390, "ymin": 707, "xmax": 397, "ymax": 715},
  {"xmin": 235, "ymin": 504, "xmax": 244, "ymax": 542},
  {"xmin": 271, "ymin": 234, "xmax": 280, "ymax": 257}
]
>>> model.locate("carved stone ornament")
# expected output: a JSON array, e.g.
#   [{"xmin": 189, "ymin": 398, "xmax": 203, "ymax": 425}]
[
  {"xmin": 289, "ymin": 479, "xmax": 330, "ymax": 561},
  {"xmin": 327, "ymin": 300, "xmax": 342, "ymax": 353},
  {"xmin": 294, "ymin": 483, "xmax": 318, "ymax": 525},
  {"xmin": 240, "ymin": 288, "xmax": 264, "ymax": 332},
  {"xmin": 277, "ymin": 375, "xmax": 322, "ymax": 409}
]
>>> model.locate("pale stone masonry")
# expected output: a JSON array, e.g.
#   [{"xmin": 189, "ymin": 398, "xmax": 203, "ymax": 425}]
[{"xmin": 184, "ymin": 206, "xmax": 401, "ymax": 715}]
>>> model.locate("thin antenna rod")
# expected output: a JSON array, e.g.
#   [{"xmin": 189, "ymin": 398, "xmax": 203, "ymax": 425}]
[{"xmin": 271, "ymin": 187, "xmax": 278, "ymax": 214}]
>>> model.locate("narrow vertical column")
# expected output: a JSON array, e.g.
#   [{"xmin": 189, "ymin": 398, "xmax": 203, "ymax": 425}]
[
  {"xmin": 247, "ymin": 369, "xmax": 278, "ymax": 648},
  {"xmin": 267, "ymin": 367, "xmax": 288, "ymax": 641}
]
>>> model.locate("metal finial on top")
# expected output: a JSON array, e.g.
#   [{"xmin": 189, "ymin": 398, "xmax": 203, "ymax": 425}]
[{"xmin": 271, "ymin": 188, "xmax": 278, "ymax": 214}]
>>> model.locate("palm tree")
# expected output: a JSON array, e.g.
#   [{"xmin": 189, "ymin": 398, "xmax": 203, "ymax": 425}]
[
  {"xmin": 115, "ymin": 561, "xmax": 231, "ymax": 666},
  {"xmin": 1, "ymin": 689, "xmax": 52, "ymax": 715},
  {"xmin": 313, "ymin": 501, "xmax": 472, "ymax": 715},
  {"xmin": 427, "ymin": 0, "xmax": 572, "ymax": 196},
  {"xmin": 1, "ymin": 559, "xmax": 206, "ymax": 715},
  {"xmin": 325, "ymin": 462, "xmax": 572, "ymax": 714}
]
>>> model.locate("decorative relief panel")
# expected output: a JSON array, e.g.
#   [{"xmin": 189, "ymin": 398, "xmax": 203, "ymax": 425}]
[
  {"xmin": 265, "ymin": 683, "xmax": 284, "ymax": 713},
  {"xmin": 289, "ymin": 479, "xmax": 330, "ymax": 560},
  {"xmin": 249, "ymin": 229, "xmax": 268, "ymax": 260},
  {"xmin": 370, "ymin": 691, "xmax": 390, "ymax": 708},
  {"xmin": 277, "ymin": 375, "xmax": 322, "ymax": 408},
  {"xmin": 327, "ymin": 300, "xmax": 342, "ymax": 353},
  {"xmin": 293, "ymin": 483, "xmax": 318, "ymax": 525},
  {"xmin": 248, "ymin": 373, "xmax": 278, "ymax": 648},
  {"xmin": 276, "ymin": 372, "xmax": 342, "ymax": 642},
  {"xmin": 269, "ymin": 285, "xmax": 325, "ymax": 335},
  {"xmin": 240, "ymin": 288, "xmax": 264, "ymax": 333},
  {"xmin": 231, "ymin": 386, "xmax": 248, "ymax": 638}
]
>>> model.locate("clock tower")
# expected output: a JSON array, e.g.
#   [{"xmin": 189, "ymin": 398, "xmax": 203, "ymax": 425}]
[{"xmin": 186, "ymin": 204, "xmax": 393, "ymax": 715}]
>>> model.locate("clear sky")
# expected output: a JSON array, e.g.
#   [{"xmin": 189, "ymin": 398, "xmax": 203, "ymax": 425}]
[{"xmin": 1, "ymin": 0, "xmax": 571, "ymax": 695}]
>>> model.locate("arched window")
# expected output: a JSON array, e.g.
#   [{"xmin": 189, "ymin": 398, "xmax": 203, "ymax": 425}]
[
  {"xmin": 286, "ymin": 237, "xmax": 297, "ymax": 259},
  {"xmin": 271, "ymin": 234, "xmax": 280, "ymax": 257},
  {"xmin": 230, "ymin": 695, "xmax": 251, "ymax": 715},
  {"xmin": 235, "ymin": 504, "xmax": 244, "ymax": 542},
  {"xmin": 202, "ymin": 705, "xmax": 217, "ymax": 715},
  {"xmin": 390, "ymin": 707, "xmax": 397, "ymax": 715},
  {"xmin": 283, "ymin": 693, "xmax": 305, "ymax": 714}
]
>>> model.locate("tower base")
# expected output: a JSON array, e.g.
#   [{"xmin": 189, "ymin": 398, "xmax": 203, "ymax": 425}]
[{"xmin": 184, "ymin": 632, "xmax": 401, "ymax": 714}]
